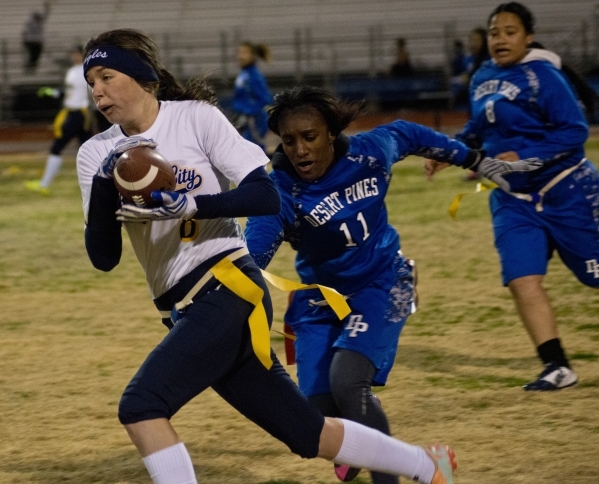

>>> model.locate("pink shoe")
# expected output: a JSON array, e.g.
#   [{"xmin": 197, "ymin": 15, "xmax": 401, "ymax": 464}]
[{"xmin": 334, "ymin": 463, "xmax": 361, "ymax": 482}]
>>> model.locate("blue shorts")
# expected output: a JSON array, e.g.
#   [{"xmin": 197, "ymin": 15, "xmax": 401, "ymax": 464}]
[
  {"xmin": 490, "ymin": 160, "xmax": 599, "ymax": 287},
  {"xmin": 285, "ymin": 253, "xmax": 415, "ymax": 396}
]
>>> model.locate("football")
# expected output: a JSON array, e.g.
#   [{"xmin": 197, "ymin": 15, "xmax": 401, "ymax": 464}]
[{"xmin": 113, "ymin": 146, "xmax": 176, "ymax": 207}]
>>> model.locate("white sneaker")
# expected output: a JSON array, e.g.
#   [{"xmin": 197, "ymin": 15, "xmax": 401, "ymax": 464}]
[{"xmin": 523, "ymin": 363, "xmax": 578, "ymax": 391}]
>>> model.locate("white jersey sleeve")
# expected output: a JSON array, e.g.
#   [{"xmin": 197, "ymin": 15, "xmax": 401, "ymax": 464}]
[
  {"xmin": 192, "ymin": 101, "xmax": 268, "ymax": 186},
  {"xmin": 63, "ymin": 64, "xmax": 90, "ymax": 110}
]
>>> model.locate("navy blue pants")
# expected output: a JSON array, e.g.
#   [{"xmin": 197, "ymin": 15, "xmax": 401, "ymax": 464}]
[
  {"xmin": 119, "ymin": 254, "xmax": 325, "ymax": 458},
  {"xmin": 50, "ymin": 109, "xmax": 91, "ymax": 155}
]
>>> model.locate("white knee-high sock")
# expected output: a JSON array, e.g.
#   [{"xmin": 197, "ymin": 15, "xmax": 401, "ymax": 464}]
[
  {"xmin": 40, "ymin": 154, "xmax": 62, "ymax": 188},
  {"xmin": 334, "ymin": 419, "xmax": 436, "ymax": 484},
  {"xmin": 142, "ymin": 442, "xmax": 197, "ymax": 484}
]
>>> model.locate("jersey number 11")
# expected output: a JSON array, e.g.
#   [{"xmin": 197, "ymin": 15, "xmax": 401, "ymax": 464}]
[{"xmin": 339, "ymin": 212, "xmax": 370, "ymax": 247}]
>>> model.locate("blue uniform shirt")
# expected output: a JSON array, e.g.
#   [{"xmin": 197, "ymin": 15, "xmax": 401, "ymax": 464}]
[
  {"xmin": 460, "ymin": 51, "xmax": 588, "ymax": 193},
  {"xmin": 232, "ymin": 63, "xmax": 273, "ymax": 140},
  {"xmin": 245, "ymin": 119, "xmax": 472, "ymax": 295}
]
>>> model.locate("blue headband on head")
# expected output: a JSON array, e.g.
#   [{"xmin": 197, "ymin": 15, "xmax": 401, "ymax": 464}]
[{"xmin": 83, "ymin": 45, "xmax": 159, "ymax": 82}]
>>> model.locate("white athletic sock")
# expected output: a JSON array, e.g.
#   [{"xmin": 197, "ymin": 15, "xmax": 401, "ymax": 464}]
[
  {"xmin": 142, "ymin": 442, "xmax": 197, "ymax": 484},
  {"xmin": 334, "ymin": 419, "xmax": 436, "ymax": 484},
  {"xmin": 40, "ymin": 154, "xmax": 62, "ymax": 188}
]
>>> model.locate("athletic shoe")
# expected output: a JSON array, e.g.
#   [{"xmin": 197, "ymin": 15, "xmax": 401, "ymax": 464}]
[
  {"xmin": 426, "ymin": 444, "xmax": 457, "ymax": 484},
  {"xmin": 522, "ymin": 362, "xmax": 578, "ymax": 391},
  {"xmin": 334, "ymin": 464, "xmax": 361, "ymax": 482},
  {"xmin": 25, "ymin": 180, "xmax": 50, "ymax": 195}
]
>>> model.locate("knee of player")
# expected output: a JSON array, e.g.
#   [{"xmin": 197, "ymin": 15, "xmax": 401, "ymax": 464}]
[
  {"xmin": 329, "ymin": 355, "xmax": 372, "ymax": 401},
  {"xmin": 287, "ymin": 437, "xmax": 321, "ymax": 459},
  {"xmin": 330, "ymin": 374, "xmax": 372, "ymax": 408},
  {"xmin": 118, "ymin": 388, "xmax": 171, "ymax": 425}
]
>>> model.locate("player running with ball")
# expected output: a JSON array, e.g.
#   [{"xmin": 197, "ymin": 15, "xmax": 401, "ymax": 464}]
[{"xmin": 76, "ymin": 28, "xmax": 471, "ymax": 484}]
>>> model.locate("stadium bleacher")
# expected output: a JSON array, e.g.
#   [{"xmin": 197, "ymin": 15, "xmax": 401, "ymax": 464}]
[{"xmin": 0, "ymin": 0, "xmax": 597, "ymax": 123}]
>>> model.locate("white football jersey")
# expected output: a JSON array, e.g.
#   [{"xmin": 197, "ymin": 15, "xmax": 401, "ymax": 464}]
[
  {"xmin": 77, "ymin": 100, "xmax": 269, "ymax": 297},
  {"xmin": 63, "ymin": 64, "xmax": 90, "ymax": 110}
]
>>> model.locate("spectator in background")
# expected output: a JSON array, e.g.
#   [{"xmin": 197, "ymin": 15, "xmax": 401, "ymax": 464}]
[
  {"xmin": 449, "ymin": 40, "xmax": 469, "ymax": 107},
  {"xmin": 463, "ymin": 27, "xmax": 492, "ymax": 180},
  {"xmin": 464, "ymin": 27, "xmax": 491, "ymax": 79},
  {"xmin": 389, "ymin": 38, "xmax": 413, "ymax": 77},
  {"xmin": 232, "ymin": 41, "xmax": 273, "ymax": 152},
  {"xmin": 26, "ymin": 45, "xmax": 91, "ymax": 195},
  {"xmin": 22, "ymin": 0, "xmax": 51, "ymax": 73},
  {"xmin": 450, "ymin": 40, "xmax": 467, "ymax": 78}
]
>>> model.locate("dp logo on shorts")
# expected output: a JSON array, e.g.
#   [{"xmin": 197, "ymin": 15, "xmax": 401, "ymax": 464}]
[
  {"xmin": 346, "ymin": 315, "xmax": 369, "ymax": 337},
  {"xmin": 586, "ymin": 259, "xmax": 599, "ymax": 278}
]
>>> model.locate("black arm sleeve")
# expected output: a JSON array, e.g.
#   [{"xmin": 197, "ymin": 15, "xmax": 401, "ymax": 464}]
[
  {"xmin": 193, "ymin": 166, "xmax": 281, "ymax": 219},
  {"xmin": 85, "ymin": 176, "xmax": 122, "ymax": 272}
]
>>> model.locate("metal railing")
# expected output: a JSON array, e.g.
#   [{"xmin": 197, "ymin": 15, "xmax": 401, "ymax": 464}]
[{"xmin": 1, "ymin": 17, "xmax": 597, "ymax": 123}]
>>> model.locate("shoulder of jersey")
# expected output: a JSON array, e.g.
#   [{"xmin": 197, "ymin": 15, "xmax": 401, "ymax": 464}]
[
  {"xmin": 80, "ymin": 124, "xmax": 121, "ymax": 151},
  {"xmin": 162, "ymin": 99, "xmax": 218, "ymax": 119}
]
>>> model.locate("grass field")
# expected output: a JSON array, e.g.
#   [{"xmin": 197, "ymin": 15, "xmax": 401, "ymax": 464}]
[{"xmin": 1, "ymin": 142, "xmax": 598, "ymax": 484}]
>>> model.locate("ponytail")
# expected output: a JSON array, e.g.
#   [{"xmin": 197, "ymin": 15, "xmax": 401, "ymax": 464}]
[
  {"xmin": 253, "ymin": 44, "xmax": 271, "ymax": 63},
  {"xmin": 240, "ymin": 41, "xmax": 271, "ymax": 63}
]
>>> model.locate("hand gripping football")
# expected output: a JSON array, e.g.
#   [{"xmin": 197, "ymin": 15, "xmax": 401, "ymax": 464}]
[{"xmin": 113, "ymin": 146, "xmax": 176, "ymax": 207}]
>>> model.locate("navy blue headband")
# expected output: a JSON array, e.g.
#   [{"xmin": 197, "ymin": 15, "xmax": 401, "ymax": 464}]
[{"xmin": 83, "ymin": 45, "xmax": 159, "ymax": 82}]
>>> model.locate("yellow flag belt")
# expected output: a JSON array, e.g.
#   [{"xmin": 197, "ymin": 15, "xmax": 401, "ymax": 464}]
[
  {"xmin": 163, "ymin": 248, "xmax": 351, "ymax": 371},
  {"xmin": 448, "ymin": 182, "xmax": 497, "ymax": 220}
]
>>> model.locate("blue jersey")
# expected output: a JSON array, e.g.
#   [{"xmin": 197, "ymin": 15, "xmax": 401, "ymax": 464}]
[
  {"xmin": 245, "ymin": 120, "xmax": 472, "ymax": 295},
  {"xmin": 460, "ymin": 51, "xmax": 588, "ymax": 193},
  {"xmin": 232, "ymin": 63, "xmax": 273, "ymax": 139}
]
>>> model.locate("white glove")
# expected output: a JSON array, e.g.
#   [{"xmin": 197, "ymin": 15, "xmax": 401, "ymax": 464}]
[
  {"xmin": 116, "ymin": 191, "xmax": 198, "ymax": 223},
  {"xmin": 97, "ymin": 136, "xmax": 158, "ymax": 179},
  {"xmin": 467, "ymin": 155, "xmax": 543, "ymax": 192}
]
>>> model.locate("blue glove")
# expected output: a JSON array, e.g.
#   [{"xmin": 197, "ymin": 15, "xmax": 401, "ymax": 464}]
[
  {"xmin": 116, "ymin": 190, "xmax": 198, "ymax": 223},
  {"xmin": 97, "ymin": 136, "xmax": 158, "ymax": 179}
]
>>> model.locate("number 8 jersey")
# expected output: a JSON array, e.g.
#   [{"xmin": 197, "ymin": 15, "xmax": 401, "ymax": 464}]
[{"xmin": 245, "ymin": 119, "xmax": 472, "ymax": 295}]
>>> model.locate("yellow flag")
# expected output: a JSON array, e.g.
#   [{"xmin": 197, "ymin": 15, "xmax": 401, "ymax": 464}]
[
  {"xmin": 448, "ymin": 182, "xmax": 497, "ymax": 220},
  {"xmin": 260, "ymin": 270, "xmax": 351, "ymax": 320}
]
